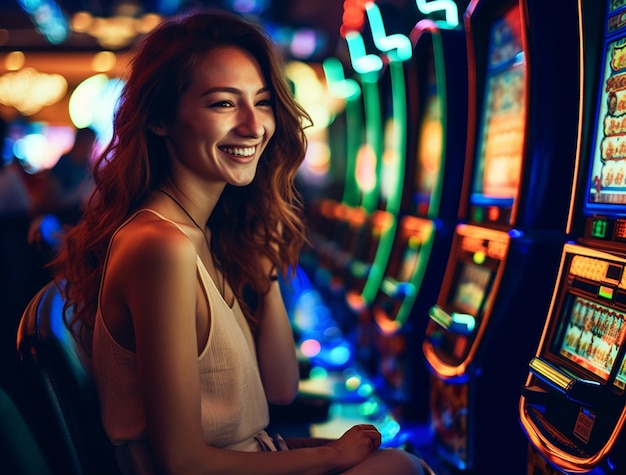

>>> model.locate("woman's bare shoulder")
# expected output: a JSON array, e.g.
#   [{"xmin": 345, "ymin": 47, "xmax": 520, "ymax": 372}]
[{"xmin": 109, "ymin": 211, "xmax": 197, "ymax": 273}]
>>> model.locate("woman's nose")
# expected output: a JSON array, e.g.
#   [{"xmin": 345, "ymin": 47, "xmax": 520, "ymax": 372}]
[{"xmin": 236, "ymin": 104, "xmax": 265, "ymax": 138}]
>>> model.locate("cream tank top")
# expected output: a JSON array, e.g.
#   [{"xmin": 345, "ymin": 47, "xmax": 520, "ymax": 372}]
[{"xmin": 92, "ymin": 210, "xmax": 270, "ymax": 469}]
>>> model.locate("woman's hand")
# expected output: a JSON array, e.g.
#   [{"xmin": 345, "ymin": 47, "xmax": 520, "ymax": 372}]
[{"xmin": 325, "ymin": 424, "xmax": 382, "ymax": 473}]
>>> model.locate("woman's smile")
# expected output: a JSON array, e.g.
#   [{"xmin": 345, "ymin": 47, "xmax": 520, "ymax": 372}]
[{"xmin": 219, "ymin": 145, "xmax": 256, "ymax": 158}]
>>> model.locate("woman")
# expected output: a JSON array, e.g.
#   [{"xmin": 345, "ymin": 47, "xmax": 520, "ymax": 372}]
[{"xmin": 53, "ymin": 9, "xmax": 424, "ymax": 475}]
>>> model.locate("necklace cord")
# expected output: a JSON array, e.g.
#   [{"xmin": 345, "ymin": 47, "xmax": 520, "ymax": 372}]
[{"xmin": 157, "ymin": 188, "xmax": 205, "ymax": 232}]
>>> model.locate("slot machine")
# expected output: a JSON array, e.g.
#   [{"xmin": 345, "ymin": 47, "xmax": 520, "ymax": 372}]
[
  {"xmin": 307, "ymin": 64, "xmax": 383, "ymax": 299},
  {"xmin": 300, "ymin": 63, "xmax": 367, "ymax": 291},
  {"xmin": 350, "ymin": 18, "xmax": 469, "ymax": 424},
  {"xmin": 420, "ymin": 0, "xmax": 582, "ymax": 473},
  {"xmin": 342, "ymin": 38, "xmax": 410, "ymax": 312},
  {"xmin": 289, "ymin": 6, "xmax": 470, "ymax": 445},
  {"xmin": 519, "ymin": 1, "xmax": 626, "ymax": 474},
  {"xmin": 309, "ymin": 6, "xmax": 412, "ymax": 327}
]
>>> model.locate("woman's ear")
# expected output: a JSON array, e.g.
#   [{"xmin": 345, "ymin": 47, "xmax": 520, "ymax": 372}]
[{"xmin": 148, "ymin": 123, "xmax": 168, "ymax": 136}]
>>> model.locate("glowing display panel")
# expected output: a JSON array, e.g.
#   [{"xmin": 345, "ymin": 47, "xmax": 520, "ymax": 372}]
[
  {"xmin": 609, "ymin": 2, "xmax": 626, "ymax": 34},
  {"xmin": 557, "ymin": 296, "xmax": 626, "ymax": 382},
  {"xmin": 397, "ymin": 245, "xmax": 420, "ymax": 283},
  {"xmin": 585, "ymin": 32, "xmax": 626, "ymax": 213},
  {"xmin": 470, "ymin": 6, "xmax": 526, "ymax": 226},
  {"xmin": 413, "ymin": 60, "xmax": 443, "ymax": 217},
  {"xmin": 450, "ymin": 262, "xmax": 492, "ymax": 315}
]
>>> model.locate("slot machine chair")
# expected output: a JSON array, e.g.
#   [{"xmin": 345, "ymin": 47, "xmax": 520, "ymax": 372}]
[
  {"xmin": 16, "ymin": 280, "xmax": 121, "ymax": 475},
  {"xmin": 0, "ymin": 384, "xmax": 53, "ymax": 475}
]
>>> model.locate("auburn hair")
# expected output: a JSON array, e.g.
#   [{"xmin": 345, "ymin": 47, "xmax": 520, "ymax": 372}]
[{"xmin": 52, "ymin": 9, "xmax": 310, "ymax": 346}]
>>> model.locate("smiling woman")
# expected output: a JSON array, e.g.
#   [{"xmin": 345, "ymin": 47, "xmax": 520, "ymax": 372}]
[
  {"xmin": 150, "ymin": 45, "xmax": 276, "ymax": 190},
  {"xmin": 49, "ymin": 8, "xmax": 424, "ymax": 475}
]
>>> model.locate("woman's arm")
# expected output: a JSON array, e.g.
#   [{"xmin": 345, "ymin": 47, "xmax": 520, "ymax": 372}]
[
  {"xmin": 118, "ymin": 221, "xmax": 208, "ymax": 473},
  {"xmin": 255, "ymin": 276, "xmax": 300, "ymax": 405}
]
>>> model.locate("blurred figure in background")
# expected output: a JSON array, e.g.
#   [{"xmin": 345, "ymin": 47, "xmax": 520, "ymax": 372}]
[
  {"xmin": 28, "ymin": 126, "xmax": 97, "ymax": 257},
  {"xmin": 0, "ymin": 116, "xmax": 46, "ymax": 390},
  {"xmin": 0, "ymin": 117, "xmax": 31, "ymax": 217},
  {"xmin": 32, "ymin": 126, "xmax": 96, "ymax": 223}
]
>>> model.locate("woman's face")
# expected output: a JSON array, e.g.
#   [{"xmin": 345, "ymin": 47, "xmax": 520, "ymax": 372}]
[{"xmin": 162, "ymin": 45, "xmax": 276, "ymax": 187}]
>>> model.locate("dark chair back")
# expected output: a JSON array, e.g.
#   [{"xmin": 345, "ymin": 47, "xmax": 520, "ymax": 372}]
[
  {"xmin": 0, "ymin": 385, "xmax": 53, "ymax": 475},
  {"xmin": 16, "ymin": 280, "xmax": 121, "ymax": 475}
]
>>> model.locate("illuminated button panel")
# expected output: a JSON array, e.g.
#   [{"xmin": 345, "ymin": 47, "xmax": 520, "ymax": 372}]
[
  {"xmin": 615, "ymin": 218, "xmax": 626, "ymax": 240},
  {"xmin": 570, "ymin": 255, "xmax": 626, "ymax": 286},
  {"xmin": 570, "ymin": 256, "xmax": 610, "ymax": 282},
  {"xmin": 589, "ymin": 217, "xmax": 626, "ymax": 241}
]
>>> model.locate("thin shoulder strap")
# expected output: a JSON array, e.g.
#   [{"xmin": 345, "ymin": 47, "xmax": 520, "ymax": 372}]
[{"xmin": 96, "ymin": 208, "xmax": 191, "ymax": 312}]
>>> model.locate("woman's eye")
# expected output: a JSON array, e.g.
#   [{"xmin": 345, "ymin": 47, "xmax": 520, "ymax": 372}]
[
  {"xmin": 210, "ymin": 100, "xmax": 233, "ymax": 108},
  {"xmin": 257, "ymin": 99, "xmax": 273, "ymax": 107}
]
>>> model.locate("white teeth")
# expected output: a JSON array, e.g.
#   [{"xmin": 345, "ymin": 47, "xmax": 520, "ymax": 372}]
[{"xmin": 221, "ymin": 146, "xmax": 255, "ymax": 157}]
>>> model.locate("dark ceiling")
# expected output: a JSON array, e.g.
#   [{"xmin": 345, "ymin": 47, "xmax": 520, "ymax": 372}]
[
  {"xmin": 0, "ymin": 0, "xmax": 345, "ymax": 59},
  {"xmin": 0, "ymin": 0, "xmax": 438, "ymax": 61}
]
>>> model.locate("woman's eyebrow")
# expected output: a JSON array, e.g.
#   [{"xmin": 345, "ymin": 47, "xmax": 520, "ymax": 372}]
[{"xmin": 201, "ymin": 86, "xmax": 271, "ymax": 97}]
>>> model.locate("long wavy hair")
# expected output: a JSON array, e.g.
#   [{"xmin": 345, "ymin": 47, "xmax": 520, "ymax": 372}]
[{"xmin": 53, "ymin": 9, "xmax": 311, "ymax": 344}]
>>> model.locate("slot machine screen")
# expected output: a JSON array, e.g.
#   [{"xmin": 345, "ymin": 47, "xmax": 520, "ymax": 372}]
[
  {"xmin": 397, "ymin": 243, "xmax": 421, "ymax": 283},
  {"xmin": 584, "ymin": 26, "xmax": 626, "ymax": 225},
  {"xmin": 413, "ymin": 58, "xmax": 443, "ymax": 217},
  {"xmin": 470, "ymin": 5, "xmax": 526, "ymax": 226},
  {"xmin": 450, "ymin": 262, "xmax": 492, "ymax": 315},
  {"xmin": 553, "ymin": 295, "xmax": 626, "ymax": 383}
]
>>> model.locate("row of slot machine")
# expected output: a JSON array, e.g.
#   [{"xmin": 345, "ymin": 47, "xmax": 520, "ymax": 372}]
[{"xmin": 292, "ymin": 0, "xmax": 626, "ymax": 474}]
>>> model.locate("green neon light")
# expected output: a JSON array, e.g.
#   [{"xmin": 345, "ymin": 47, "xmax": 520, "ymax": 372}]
[
  {"xmin": 322, "ymin": 57, "xmax": 362, "ymax": 206},
  {"xmin": 590, "ymin": 219, "xmax": 607, "ymax": 238},
  {"xmin": 346, "ymin": 31, "xmax": 383, "ymax": 83},
  {"xmin": 345, "ymin": 28, "xmax": 382, "ymax": 212},
  {"xmin": 415, "ymin": 0, "xmax": 459, "ymax": 29},
  {"xmin": 365, "ymin": 2, "xmax": 412, "ymax": 62},
  {"xmin": 322, "ymin": 57, "xmax": 362, "ymax": 101},
  {"xmin": 385, "ymin": 61, "xmax": 407, "ymax": 215},
  {"xmin": 361, "ymin": 217, "xmax": 397, "ymax": 305},
  {"xmin": 427, "ymin": 28, "xmax": 447, "ymax": 219},
  {"xmin": 360, "ymin": 80, "xmax": 382, "ymax": 212},
  {"xmin": 344, "ymin": 98, "xmax": 365, "ymax": 207},
  {"xmin": 357, "ymin": 29, "xmax": 409, "ymax": 302}
]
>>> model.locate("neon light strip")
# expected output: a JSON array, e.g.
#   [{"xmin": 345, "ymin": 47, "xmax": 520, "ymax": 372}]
[
  {"xmin": 415, "ymin": 0, "xmax": 459, "ymax": 29},
  {"xmin": 360, "ymin": 61, "xmax": 407, "ymax": 303},
  {"xmin": 322, "ymin": 57, "xmax": 363, "ymax": 207},
  {"xmin": 346, "ymin": 31, "xmax": 383, "ymax": 82},
  {"xmin": 365, "ymin": 2, "xmax": 412, "ymax": 62},
  {"xmin": 362, "ymin": 214, "xmax": 398, "ymax": 305},
  {"xmin": 428, "ymin": 27, "xmax": 447, "ymax": 219},
  {"xmin": 360, "ymin": 80, "xmax": 383, "ymax": 212},
  {"xmin": 322, "ymin": 57, "xmax": 361, "ymax": 101},
  {"xmin": 386, "ymin": 60, "xmax": 407, "ymax": 215}
]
